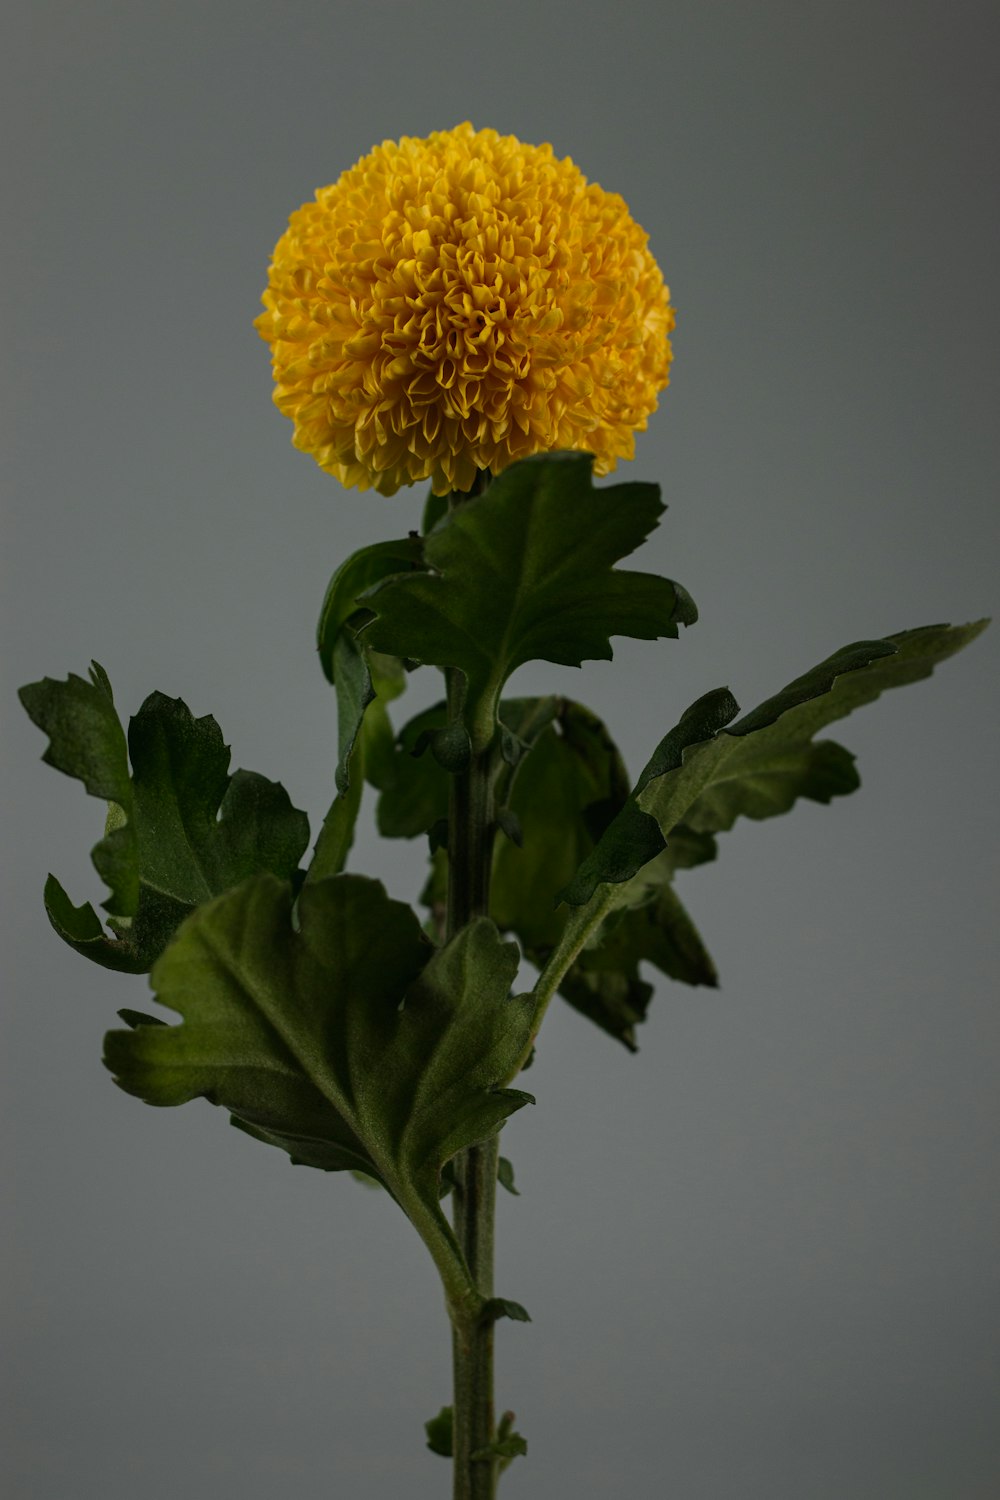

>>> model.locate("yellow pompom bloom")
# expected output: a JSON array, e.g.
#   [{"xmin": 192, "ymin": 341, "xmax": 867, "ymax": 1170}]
[{"xmin": 256, "ymin": 124, "xmax": 674, "ymax": 496}]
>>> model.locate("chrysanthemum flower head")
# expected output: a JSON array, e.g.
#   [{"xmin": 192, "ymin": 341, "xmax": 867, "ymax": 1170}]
[{"xmin": 256, "ymin": 124, "xmax": 674, "ymax": 496}]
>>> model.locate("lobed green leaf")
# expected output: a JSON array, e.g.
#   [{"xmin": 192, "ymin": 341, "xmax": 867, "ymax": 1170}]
[
  {"xmin": 390, "ymin": 694, "xmax": 719, "ymax": 1049},
  {"xmin": 104, "ymin": 874, "xmax": 535, "ymax": 1265},
  {"xmin": 19, "ymin": 666, "xmax": 310, "ymax": 972},
  {"xmin": 646, "ymin": 623, "xmax": 986, "ymax": 863},
  {"xmin": 361, "ymin": 453, "xmax": 695, "ymax": 750}
]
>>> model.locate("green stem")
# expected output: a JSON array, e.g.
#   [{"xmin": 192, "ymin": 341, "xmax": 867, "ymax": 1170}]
[
  {"xmin": 445, "ymin": 658, "xmax": 500, "ymax": 1500},
  {"xmin": 515, "ymin": 886, "xmax": 618, "ymax": 1073}
]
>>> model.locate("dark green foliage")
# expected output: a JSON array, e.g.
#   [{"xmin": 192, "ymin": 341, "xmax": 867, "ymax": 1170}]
[
  {"xmin": 545, "ymin": 621, "xmax": 987, "ymax": 1046},
  {"xmin": 377, "ymin": 697, "xmax": 559, "ymax": 842},
  {"xmin": 556, "ymin": 966, "xmax": 655, "ymax": 1052},
  {"xmin": 316, "ymin": 535, "xmax": 423, "ymax": 686},
  {"xmin": 19, "ymin": 458, "xmax": 988, "ymax": 1308},
  {"xmin": 425, "ymin": 1406, "xmax": 454, "ymax": 1458},
  {"xmin": 313, "ymin": 536, "xmax": 417, "ymax": 872},
  {"xmin": 482, "ymin": 1298, "xmax": 531, "ymax": 1325},
  {"xmin": 473, "ymin": 1411, "xmax": 528, "ymax": 1469},
  {"xmin": 361, "ymin": 453, "xmax": 696, "ymax": 749},
  {"xmin": 307, "ymin": 653, "xmax": 404, "ymax": 885},
  {"xmin": 375, "ymin": 623, "xmax": 986, "ymax": 1053},
  {"xmin": 561, "ymin": 872, "xmax": 719, "ymax": 1050},
  {"xmin": 570, "ymin": 623, "xmax": 987, "ymax": 908},
  {"xmin": 491, "ymin": 700, "xmax": 632, "ymax": 952},
  {"xmin": 497, "ymin": 1156, "xmax": 519, "ymax": 1195},
  {"xmin": 330, "ymin": 632, "xmax": 375, "ymax": 796},
  {"xmin": 104, "ymin": 874, "xmax": 534, "ymax": 1244},
  {"xmin": 559, "ymin": 688, "xmax": 741, "ymax": 907},
  {"xmin": 381, "ymin": 693, "xmax": 720, "ymax": 1049},
  {"xmin": 19, "ymin": 665, "xmax": 309, "ymax": 972}
]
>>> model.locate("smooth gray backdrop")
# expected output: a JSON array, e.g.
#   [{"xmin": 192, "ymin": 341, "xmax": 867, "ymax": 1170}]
[{"xmin": 3, "ymin": 3, "xmax": 998, "ymax": 1497}]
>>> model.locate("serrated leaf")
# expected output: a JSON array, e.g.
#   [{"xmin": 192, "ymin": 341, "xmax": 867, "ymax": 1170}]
[
  {"xmin": 20, "ymin": 664, "xmax": 138, "ymax": 915},
  {"xmin": 598, "ymin": 881, "xmax": 719, "ymax": 988},
  {"xmin": 425, "ymin": 1405, "xmax": 453, "ymax": 1458},
  {"xmin": 362, "ymin": 453, "xmax": 696, "ymax": 750},
  {"xmin": 395, "ymin": 694, "xmax": 719, "ymax": 1049},
  {"xmin": 104, "ymin": 874, "xmax": 535, "ymax": 1281},
  {"xmin": 562, "ymin": 625, "xmax": 987, "ymax": 910},
  {"xmin": 556, "ymin": 965, "xmax": 655, "ymax": 1052},
  {"xmin": 20, "ymin": 661, "xmax": 129, "ymax": 802},
  {"xmin": 559, "ymin": 878, "xmax": 719, "ymax": 1048},
  {"xmin": 20, "ymin": 669, "xmax": 310, "ymax": 972},
  {"xmin": 637, "ymin": 623, "xmax": 988, "ymax": 869},
  {"xmin": 559, "ymin": 687, "xmax": 740, "ymax": 907}
]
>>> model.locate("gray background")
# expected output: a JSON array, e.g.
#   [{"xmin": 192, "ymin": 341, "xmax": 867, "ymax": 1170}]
[{"xmin": 3, "ymin": 2, "xmax": 998, "ymax": 1496}]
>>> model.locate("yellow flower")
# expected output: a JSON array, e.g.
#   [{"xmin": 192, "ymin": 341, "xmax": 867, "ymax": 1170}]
[{"xmin": 256, "ymin": 124, "xmax": 674, "ymax": 496}]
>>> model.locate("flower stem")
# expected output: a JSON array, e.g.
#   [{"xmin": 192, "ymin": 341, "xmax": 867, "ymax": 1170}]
[{"xmin": 445, "ymin": 657, "xmax": 500, "ymax": 1500}]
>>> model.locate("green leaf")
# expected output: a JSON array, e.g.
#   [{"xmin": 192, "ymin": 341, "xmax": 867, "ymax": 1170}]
[
  {"xmin": 362, "ymin": 453, "xmax": 696, "ymax": 750},
  {"xmin": 482, "ymin": 1297, "xmax": 531, "ymax": 1324},
  {"xmin": 596, "ymin": 879, "xmax": 718, "ymax": 988},
  {"xmin": 559, "ymin": 875, "xmax": 718, "ymax": 1049},
  {"xmin": 20, "ymin": 664, "xmax": 138, "ymax": 913},
  {"xmin": 472, "ymin": 1434, "xmax": 528, "ymax": 1464},
  {"xmin": 556, "ymin": 965, "xmax": 655, "ymax": 1052},
  {"xmin": 560, "ymin": 624, "xmax": 986, "ymax": 909},
  {"xmin": 393, "ymin": 694, "xmax": 718, "ymax": 1050},
  {"xmin": 496, "ymin": 808, "xmax": 523, "ymax": 847},
  {"xmin": 329, "ymin": 635, "xmax": 406, "ymax": 800},
  {"xmin": 306, "ymin": 768, "xmax": 364, "ymax": 885},
  {"xmin": 317, "ymin": 536, "xmax": 423, "ymax": 686},
  {"xmin": 331, "ymin": 632, "xmax": 375, "ymax": 796},
  {"xmin": 497, "ymin": 1155, "xmax": 519, "ymax": 1195},
  {"xmin": 559, "ymin": 687, "xmax": 740, "ymax": 907},
  {"xmin": 376, "ymin": 702, "xmax": 455, "ymax": 839},
  {"xmin": 19, "ymin": 661, "xmax": 129, "ymax": 802},
  {"xmin": 472, "ymin": 1410, "xmax": 528, "ymax": 1467},
  {"xmin": 317, "ymin": 535, "xmax": 416, "ymax": 814},
  {"xmin": 528, "ymin": 623, "xmax": 987, "ymax": 1055},
  {"xmin": 118, "ymin": 1008, "xmax": 166, "ymax": 1029},
  {"xmin": 491, "ymin": 699, "xmax": 633, "ymax": 952},
  {"xmin": 425, "ymin": 1406, "xmax": 453, "ymax": 1458},
  {"xmin": 19, "ymin": 667, "xmax": 309, "ymax": 972},
  {"xmin": 104, "ymin": 874, "xmax": 535, "ymax": 1275},
  {"xmin": 311, "ymin": 645, "xmax": 405, "ymax": 879}
]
